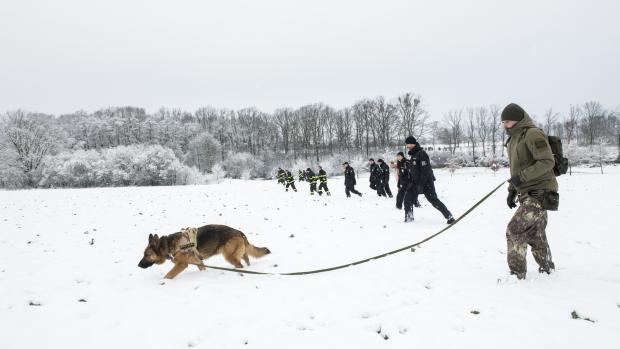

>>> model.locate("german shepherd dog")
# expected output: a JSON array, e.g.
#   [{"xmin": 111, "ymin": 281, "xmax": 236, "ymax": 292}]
[{"xmin": 138, "ymin": 224, "xmax": 271, "ymax": 279}]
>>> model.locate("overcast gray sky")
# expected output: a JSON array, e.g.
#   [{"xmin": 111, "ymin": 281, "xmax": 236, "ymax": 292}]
[{"xmin": 1, "ymin": 0, "xmax": 618, "ymax": 120}]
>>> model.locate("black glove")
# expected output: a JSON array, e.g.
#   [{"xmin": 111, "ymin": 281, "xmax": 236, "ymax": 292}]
[
  {"xmin": 507, "ymin": 190, "xmax": 518, "ymax": 209},
  {"xmin": 507, "ymin": 175, "xmax": 522, "ymax": 188}
]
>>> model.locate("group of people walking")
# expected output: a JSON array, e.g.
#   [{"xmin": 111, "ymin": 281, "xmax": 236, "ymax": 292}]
[{"xmin": 276, "ymin": 166, "xmax": 330, "ymax": 196}]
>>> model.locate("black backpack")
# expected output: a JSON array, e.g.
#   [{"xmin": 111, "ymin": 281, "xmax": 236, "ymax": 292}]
[{"xmin": 547, "ymin": 135, "xmax": 568, "ymax": 176}]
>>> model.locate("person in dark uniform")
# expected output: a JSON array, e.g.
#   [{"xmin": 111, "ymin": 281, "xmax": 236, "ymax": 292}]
[
  {"xmin": 368, "ymin": 158, "xmax": 382, "ymax": 196},
  {"xmin": 404, "ymin": 136, "xmax": 455, "ymax": 224},
  {"xmin": 377, "ymin": 159, "xmax": 393, "ymax": 198},
  {"xmin": 395, "ymin": 152, "xmax": 421, "ymax": 209},
  {"xmin": 395, "ymin": 152, "xmax": 409, "ymax": 209},
  {"xmin": 276, "ymin": 167, "xmax": 286, "ymax": 185},
  {"xmin": 343, "ymin": 162, "xmax": 362, "ymax": 198},
  {"xmin": 285, "ymin": 170, "xmax": 297, "ymax": 192},
  {"xmin": 306, "ymin": 167, "xmax": 318, "ymax": 195},
  {"xmin": 316, "ymin": 165, "xmax": 331, "ymax": 196},
  {"xmin": 298, "ymin": 169, "xmax": 306, "ymax": 182}
]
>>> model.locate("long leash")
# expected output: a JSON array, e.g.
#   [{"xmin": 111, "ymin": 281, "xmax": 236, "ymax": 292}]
[{"xmin": 202, "ymin": 181, "xmax": 506, "ymax": 276}]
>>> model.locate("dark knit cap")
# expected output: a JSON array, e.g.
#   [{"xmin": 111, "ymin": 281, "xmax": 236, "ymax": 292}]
[
  {"xmin": 369, "ymin": 158, "xmax": 374, "ymax": 162},
  {"xmin": 396, "ymin": 151, "xmax": 404, "ymax": 157},
  {"xmin": 405, "ymin": 136, "xmax": 417, "ymax": 144},
  {"xmin": 342, "ymin": 162, "xmax": 349, "ymax": 165},
  {"xmin": 501, "ymin": 103, "xmax": 525, "ymax": 122},
  {"xmin": 377, "ymin": 159, "xmax": 384, "ymax": 163}
]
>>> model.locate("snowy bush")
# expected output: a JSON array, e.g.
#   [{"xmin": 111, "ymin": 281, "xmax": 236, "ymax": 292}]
[
  {"xmin": 184, "ymin": 131, "xmax": 222, "ymax": 173},
  {"xmin": 38, "ymin": 145, "xmax": 205, "ymax": 188},
  {"xmin": 222, "ymin": 152, "xmax": 265, "ymax": 179}
]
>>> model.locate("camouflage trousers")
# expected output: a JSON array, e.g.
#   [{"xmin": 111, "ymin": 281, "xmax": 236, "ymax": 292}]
[{"xmin": 506, "ymin": 196, "xmax": 554, "ymax": 278}]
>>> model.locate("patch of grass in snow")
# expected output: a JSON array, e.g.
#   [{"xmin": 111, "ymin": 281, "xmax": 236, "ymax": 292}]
[{"xmin": 571, "ymin": 310, "xmax": 596, "ymax": 323}]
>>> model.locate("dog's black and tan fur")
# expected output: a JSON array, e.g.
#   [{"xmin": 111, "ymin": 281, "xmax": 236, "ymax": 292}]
[{"xmin": 138, "ymin": 224, "xmax": 270, "ymax": 279}]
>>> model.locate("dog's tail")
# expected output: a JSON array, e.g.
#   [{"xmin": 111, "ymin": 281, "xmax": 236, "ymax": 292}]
[{"xmin": 245, "ymin": 238, "xmax": 271, "ymax": 258}]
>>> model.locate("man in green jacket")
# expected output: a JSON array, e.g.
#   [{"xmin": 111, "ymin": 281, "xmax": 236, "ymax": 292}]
[{"xmin": 502, "ymin": 103, "xmax": 557, "ymax": 280}]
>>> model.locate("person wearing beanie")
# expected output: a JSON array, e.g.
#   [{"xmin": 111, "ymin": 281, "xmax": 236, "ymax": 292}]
[
  {"xmin": 342, "ymin": 162, "xmax": 362, "ymax": 198},
  {"xmin": 403, "ymin": 136, "xmax": 455, "ymax": 224},
  {"xmin": 502, "ymin": 103, "xmax": 557, "ymax": 280}
]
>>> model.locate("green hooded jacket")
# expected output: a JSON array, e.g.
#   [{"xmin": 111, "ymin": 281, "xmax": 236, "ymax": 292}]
[{"xmin": 505, "ymin": 112, "xmax": 558, "ymax": 194}]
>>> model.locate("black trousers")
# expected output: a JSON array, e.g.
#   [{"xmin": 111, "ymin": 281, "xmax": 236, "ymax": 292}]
[
  {"xmin": 310, "ymin": 182, "xmax": 317, "ymax": 194},
  {"xmin": 404, "ymin": 181, "xmax": 452, "ymax": 219},
  {"xmin": 345, "ymin": 184, "xmax": 361, "ymax": 197},
  {"xmin": 383, "ymin": 181, "xmax": 392, "ymax": 197},
  {"xmin": 286, "ymin": 181, "xmax": 297, "ymax": 191},
  {"xmin": 396, "ymin": 187, "xmax": 406, "ymax": 208},
  {"xmin": 318, "ymin": 182, "xmax": 329, "ymax": 194},
  {"xmin": 375, "ymin": 180, "xmax": 386, "ymax": 196},
  {"xmin": 398, "ymin": 186, "xmax": 420, "ymax": 209}
]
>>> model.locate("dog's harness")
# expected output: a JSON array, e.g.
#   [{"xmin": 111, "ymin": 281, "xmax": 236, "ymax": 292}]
[{"xmin": 166, "ymin": 227, "xmax": 200, "ymax": 260}]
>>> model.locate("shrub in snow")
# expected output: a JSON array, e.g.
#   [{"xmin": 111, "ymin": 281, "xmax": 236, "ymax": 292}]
[
  {"xmin": 222, "ymin": 152, "xmax": 264, "ymax": 179},
  {"xmin": 38, "ymin": 145, "xmax": 205, "ymax": 188}
]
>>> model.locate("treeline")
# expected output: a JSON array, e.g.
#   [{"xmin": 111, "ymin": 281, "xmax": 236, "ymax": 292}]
[{"xmin": 0, "ymin": 95, "xmax": 618, "ymax": 189}]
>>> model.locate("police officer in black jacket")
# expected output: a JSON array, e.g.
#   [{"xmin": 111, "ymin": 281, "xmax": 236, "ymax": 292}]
[
  {"xmin": 404, "ymin": 136, "xmax": 455, "ymax": 224},
  {"xmin": 343, "ymin": 162, "xmax": 362, "ymax": 197},
  {"xmin": 368, "ymin": 158, "xmax": 381, "ymax": 194},
  {"xmin": 377, "ymin": 159, "xmax": 393, "ymax": 198}
]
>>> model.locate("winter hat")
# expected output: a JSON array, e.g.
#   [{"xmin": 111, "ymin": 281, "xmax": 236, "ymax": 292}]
[
  {"xmin": 396, "ymin": 151, "xmax": 404, "ymax": 157},
  {"xmin": 501, "ymin": 103, "xmax": 525, "ymax": 122},
  {"xmin": 342, "ymin": 162, "xmax": 349, "ymax": 165},
  {"xmin": 405, "ymin": 136, "xmax": 417, "ymax": 144},
  {"xmin": 369, "ymin": 158, "xmax": 375, "ymax": 162},
  {"xmin": 306, "ymin": 167, "xmax": 311, "ymax": 172},
  {"xmin": 377, "ymin": 159, "xmax": 384, "ymax": 163}
]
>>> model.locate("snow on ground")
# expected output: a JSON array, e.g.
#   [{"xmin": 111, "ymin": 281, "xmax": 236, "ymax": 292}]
[{"xmin": 1, "ymin": 166, "xmax": 620, "ymax": 349}]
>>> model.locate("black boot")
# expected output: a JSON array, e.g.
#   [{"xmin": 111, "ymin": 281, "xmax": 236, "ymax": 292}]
[
  {"xmin": 447, "ymin": 216, "xmax": 455, "ymax": 224},
  {"xmin": 404, "ymin": 212, "xmax": 414, "ymax": 223}
]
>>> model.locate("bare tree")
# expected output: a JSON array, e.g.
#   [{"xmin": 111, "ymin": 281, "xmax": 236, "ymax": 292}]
[
  {"xmin": 273, "ymin": 108, "xmax": 294, "ymax": 156},
  {"xmin": 581, "ymin": 101, "xmax": 605, "ymax": 145},
  {"xmin": 466, "ymin": 108, "xmax": 477, "ymax": 164},
  {"xmin": 396, "ymin": 93, "xmax": 429, "ymax": 140},
  {"xmin": 352, "ymin": 99, "xmax": 374, "ymax": 157},
  {"xmin": 489, "ymin": 105, "xmax": 501, "ymax": 158},
  {"xmin": 373, "ymin": 96, "xmax": 397, "ymax": 148},
  {"xmin": 443, "ymin": 110, "xmax": 463, "ymax": 155},
  {"xmin": 544, "ymin": 108, "xmax": 559, "ymax": 135},
  {"xmin": 476, "ymin": 107, "xmax": 489, "ymax": 157},
  {"xmin": 335, "ymin": 108, "xmax": 353, "ymax": 152}
]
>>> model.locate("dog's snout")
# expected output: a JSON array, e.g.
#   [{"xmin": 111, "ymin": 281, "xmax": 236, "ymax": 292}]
[{"xmin": 138, "ymin": 259, "xmax": 152, "ymax": 269}]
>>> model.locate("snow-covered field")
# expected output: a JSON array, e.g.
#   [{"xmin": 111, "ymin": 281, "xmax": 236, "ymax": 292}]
[{"xmin": 1, "ymin": 166, "xmax": 619, "ymax": 349}]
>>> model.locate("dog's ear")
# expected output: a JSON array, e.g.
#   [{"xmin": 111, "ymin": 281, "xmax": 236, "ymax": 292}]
[
  {"xmin": 148, "ymin": 233, "xmax": 154, "ymax": 243},
  {"xmin": 159, "ymin": 237, "xmax": 169, "ymax": 253}
]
